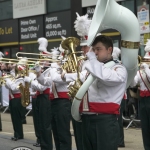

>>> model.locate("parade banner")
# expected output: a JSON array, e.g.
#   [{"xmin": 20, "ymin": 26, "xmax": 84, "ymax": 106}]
[
  {"xmin": 20, "ymin": 16, "xmax": 44, "ymax": 43},
  {"xmin": 0, "ymin": 19, "xmax": 19, "ymax": 46},
  {"xmin": 137, "ymin": 5, "xmax": 150, "ymax": 34},
  {"xmin": 13, "ymin": 0, "xmax": 46, "ymax": 19},
  {"xmin": 45, "ymin": 10, "xmax": 71, "ymax": 39}
]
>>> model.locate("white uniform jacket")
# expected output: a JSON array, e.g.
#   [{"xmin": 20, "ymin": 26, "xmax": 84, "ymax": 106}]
[
  {"xmin": 130, "ymin": 67, "xmax": 150, "ymax": 97},
  {"xmin": 79, "ymin": 55, "xmax": 127, "ymax": 115},
  {"xmin": 31, "ymin": 68, "xmax": 52, "ymax": 98},
  {"xmin": 5, "ymin": 78, "xmax": 24, "ymax": 99},
  {"xmin": 37, "ymin": 65, "xmax": 69, "ymax": 99}
]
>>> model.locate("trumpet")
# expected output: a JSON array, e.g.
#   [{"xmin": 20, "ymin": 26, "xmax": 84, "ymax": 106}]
[
  {"xmin": 16, "ymin": 52, "xmax": 61, "ymax": 62},
  {"xmin": 0, "ymin": 58, "xmax": 19, "ymax": 63},
  {"xmin": 0, "ymin": 58, "xmax": 48, "ymax": 66}
]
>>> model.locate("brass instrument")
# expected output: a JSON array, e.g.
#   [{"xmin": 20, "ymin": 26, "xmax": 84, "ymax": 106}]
[
  {"xmin": 0, "ymin": 58, "xmax": 39, "ymax": 65},
  {"xmin": 61, "ymin": 37, "xmax": 85, "ymax": 98},
  {"xmin": 16, "ymin": 52, "xmax": 60, "ymax": 62},
  {"xmin": 0, "ymin": 75, "xmax": 14, "ymax": 85},
  {"xmin": 0, "ymin": 58, "xmax": 19, "ymax": 62},
  {"xmin": 17, "ymin": 62, "xmax": 30, "ymax": 107},
  {"xmin": 138, "ymin": 55, "xmax": 150, "ymax": 66}
]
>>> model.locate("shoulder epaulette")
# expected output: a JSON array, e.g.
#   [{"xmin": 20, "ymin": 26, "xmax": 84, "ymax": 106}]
[{"xmin": 113, "ymin": 60, "xmax": 119, "ymax": 63}]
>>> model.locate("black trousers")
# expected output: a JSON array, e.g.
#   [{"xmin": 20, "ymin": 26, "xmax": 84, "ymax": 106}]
[
  {"xmin": 139, "ymin": 96, "xmax": 150, "ymax": 150},
  {"xmin": 21, "ymin": 105, "xmax": 26, "ymax": 123},
  {"xmin": 36, "ymin": 94, "xmax": 53, "ymax": 150},
  {"xmin": 72, "ymin": 119, "xmax": 83, "ymax": 150},
  {"xmin": 51, "ymin": 98, "xmax": 71, "ymax": 150},
  {"xmin": 9, "ymin": 98, "xmax": 24, "ymax": 138},
  {"xmin": 118, "ymin": 100, "xmax": 125, "ymax": 146},
  {"xmin": 32, "ymin": 98, "xmax": 40, "ymax": 144},
  {"xmin": 82, "ymin": 114, "xmax": 119, "ymax": 150}
]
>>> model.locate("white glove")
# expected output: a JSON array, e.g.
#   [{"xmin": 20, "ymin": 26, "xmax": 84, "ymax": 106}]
[
  {"xmin": 141, "ymin": 63, "xmax": 149, "ymax": 69},
  {"xmin": 5, "ymin": 78, "xmax": 12, "ymax": 84},
  {"xmin": 29, "ymin": 72, "xmax": 36, "ymax": 80},
  {"xmin": 58, "ymin": 55, "xmax": 63, "ymax": 60},
  {"xmin": 51, "ymin": 63, "xmax": 59, "ymax": 68},
  {"xmin": 24, "ymin": 76, "xmax": 32, "ymax": 83},
  {"xmin": 35, "ymin": 65, "xmax": 41, "ymax": 73},
  {"xmin": 86, "ymin": 51, "xmax": 96, "ymax": 60},
  {"xmin": 67, "ymin": 81, "xmax": 75, "ymax": 88}
]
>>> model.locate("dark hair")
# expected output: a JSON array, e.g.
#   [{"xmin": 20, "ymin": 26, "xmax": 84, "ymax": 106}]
[{"xmin": 92, "ymin": 35, "xmax": 113, "ymax": 51}]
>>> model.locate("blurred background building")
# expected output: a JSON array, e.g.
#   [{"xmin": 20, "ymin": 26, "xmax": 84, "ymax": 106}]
[{"xmin": 0, "ymin": 0, "xmax": 149, "ymax": 58}]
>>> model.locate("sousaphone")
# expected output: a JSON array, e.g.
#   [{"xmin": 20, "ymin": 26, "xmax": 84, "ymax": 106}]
[{"xmin": 71, "ymin": 0, "xmax": 140, "ymax": 121}]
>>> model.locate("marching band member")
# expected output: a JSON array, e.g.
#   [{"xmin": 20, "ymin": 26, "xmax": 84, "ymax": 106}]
[
  {"xmin": 33, "ymin": 47, "xmax": 72, "ymax": 150},
  {"xmin": 7, "ymin": 62, "xmax": 27, "ymax": 125},
  {"xmin": 112, "ymin": 47, "xmax": 126, "ymax": 147},
  {"xmin": 25, "ymin": 64, "xmax": 53, "ymax": 150},
  {"xmin": 27, "ymin": 71, "xmax": 41, "ymax": 147},
  {"xmin": 4, "ymin": 59, "xmax": 25, "ymax": 141},
  {"xmin": 65, "ymin": 13, "xmax": 92, "ymax": 150},
  {"xmin": 66, "ymin": 35, "xmax": 127, "ymax": 150},
  {"xmin": 24, "ymin": 38, "xmax": 53, "ymax": 150},
  {"xmin": 1, "ymin": 62, "xmax": 8, "ymax": 76},
  {"xmin": 130, "ymin": 39, "xmax": 150, "ymax": 150}
]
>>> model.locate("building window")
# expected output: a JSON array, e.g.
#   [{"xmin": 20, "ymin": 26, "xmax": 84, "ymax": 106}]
[
  {"xmin": 121, "ymin": 0, "xmax": 135, "ymax": 13},
  {"xmin": 19, "ymin": 44, "xmax": 39, "ymax": 58},
  {"xmin": 47, "ymin": 0, "xmax": 71, "ymax": 13},
  {"xmin": 0, "ymin": 0, "xmax": 13, "ymax": 21}
]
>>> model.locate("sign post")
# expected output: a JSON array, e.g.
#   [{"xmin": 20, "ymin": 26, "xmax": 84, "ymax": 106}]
[{"xmin": 137, "ymin": 5, "xmax": 150, "ymax": 34}]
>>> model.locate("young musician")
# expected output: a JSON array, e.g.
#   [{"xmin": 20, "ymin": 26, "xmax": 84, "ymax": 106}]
[
  {"xmin": 130, "ymin": 39, "xmax": 150, "ymax": 150},
  {"xmin": 64, "ymin": 35, "xmax": 127, "ymax": 150}
]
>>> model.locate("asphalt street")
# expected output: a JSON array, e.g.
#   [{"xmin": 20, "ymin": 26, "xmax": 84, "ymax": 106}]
[{"xmin": 0, "ymin": 112, "xmax": 145, "ymax": 150}]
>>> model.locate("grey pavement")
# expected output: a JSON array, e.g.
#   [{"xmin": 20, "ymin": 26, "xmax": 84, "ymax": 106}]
[{"xmin": 0, "ymin": 112, "xmax": 145, "ymax": 150}]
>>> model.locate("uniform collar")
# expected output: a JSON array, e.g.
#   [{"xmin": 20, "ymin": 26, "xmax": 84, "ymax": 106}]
[{"xmin": 103, "ymin": 57, "xmax": 113, "ymax": 64}]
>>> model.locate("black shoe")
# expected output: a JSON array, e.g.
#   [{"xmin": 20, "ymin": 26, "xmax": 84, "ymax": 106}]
[
  {"xmin": 33, "ymin": 143, "xmax": 40, "ymax": 147},
  {"xmin": 118, "ymin": 144, "xmax": 125, "ymax": 148},
  {"xmin": 11, "ymin": 137, "xmax": 23, "ymax": 141}
]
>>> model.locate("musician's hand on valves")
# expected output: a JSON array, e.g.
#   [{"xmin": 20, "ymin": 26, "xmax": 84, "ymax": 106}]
[
  {"xmin": 24, "ymin": 76, "xmax": 32, "ymax": 83},
  {"xmin": 141, "ymin": 63, "xmax": 149, "ymax": 69},
  {"xmin": 67, "ymin": 81, "xmax": 75, "ymax": 88}
]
